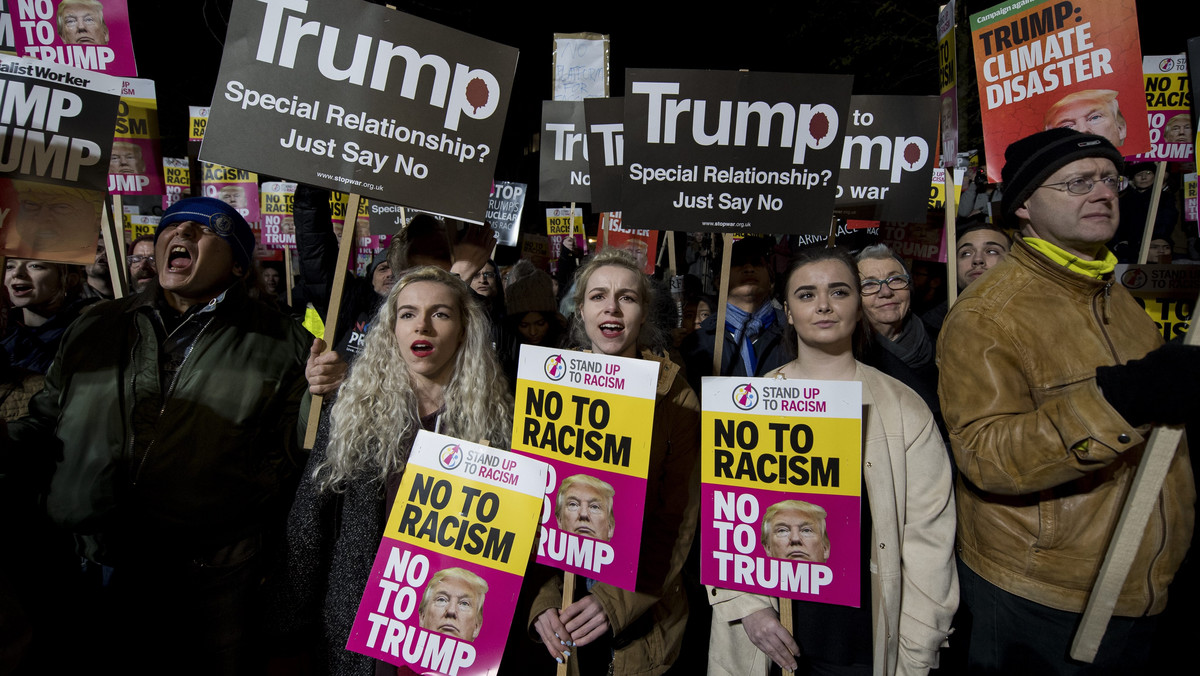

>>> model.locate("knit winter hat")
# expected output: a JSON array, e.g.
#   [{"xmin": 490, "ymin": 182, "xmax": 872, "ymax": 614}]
[
  {"xmin": 156, "ymin": 197, "xmax": 255, "ymax": 272},
  {"xmin": 999, "ymin": 129, "xmax": 1123, "ymax": 222},
  {"xmin": 506, "ymin": 267, "xmax": 557, "ymax": 316}
]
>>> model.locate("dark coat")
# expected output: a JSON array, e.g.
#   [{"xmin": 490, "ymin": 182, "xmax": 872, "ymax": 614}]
[{"xmin": 678, "ymin": 306, "xmax": 791, "ymax": 394}]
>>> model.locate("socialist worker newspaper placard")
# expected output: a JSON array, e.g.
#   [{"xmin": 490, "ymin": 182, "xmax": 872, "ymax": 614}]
[
  {"xmin": 970, "ymin": 0, "xmax": 1149, "ymax": 181},
  {"xmin": 346, "ymin": 432, "xmax": 548, "ymax": 675},
  {"xmin": 202, "ymin": 0, "xmax": 517, "ymax": 224},
  {"xmin": 622, "ymin": 68, "xmax": 853, "ymax": 235},
  {"xmin": 701, "ymin": 377, "xmax": 863, "ymax": 606},
  {"xmin": 512, "ymin": 344, "xmax": 660, "ymax": 591}
]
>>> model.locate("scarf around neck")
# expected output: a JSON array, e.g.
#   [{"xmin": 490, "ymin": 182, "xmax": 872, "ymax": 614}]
[{"xmin": 725, "ymin": 302, "xmax": 776, "ymax": 376}]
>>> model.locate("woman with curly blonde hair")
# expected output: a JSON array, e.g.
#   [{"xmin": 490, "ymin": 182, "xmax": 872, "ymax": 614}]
[{"xmin": 276, "ymin": 265, "xmax": 512, "ymax": 674}]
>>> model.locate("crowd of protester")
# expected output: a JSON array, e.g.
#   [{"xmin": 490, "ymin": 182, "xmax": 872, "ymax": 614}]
[{"xmin": 1, "ymin": 128, "xmax": 1198, "ymax": 676}]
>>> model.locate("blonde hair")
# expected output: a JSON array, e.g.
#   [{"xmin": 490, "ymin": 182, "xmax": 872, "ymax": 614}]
[
  {"xmin": 761, "ymin": 499, "xmax": 830, "ymax": 550},
  {"xmin": 555, "ymin": 474, "xmax": 616, "ymax": 520},
  {"xmin": 419, "ymin": 567, "xmax": 489, "ymax": 621},
  {"xmin": 567, "ymin": 248, "xmax": 663, "ymax": 351},
  {"xmin": 314, "ymin": 266, "xmax": 512, "ymax": 491}
]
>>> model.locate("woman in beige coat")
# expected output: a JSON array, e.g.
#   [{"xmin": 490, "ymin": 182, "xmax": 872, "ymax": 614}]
[{"xmin": 708, "ymin": 246, "xmax": 957, "ymax": 676}]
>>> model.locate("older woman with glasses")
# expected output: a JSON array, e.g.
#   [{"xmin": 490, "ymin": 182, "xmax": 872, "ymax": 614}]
[{"xmin": 855, "ymin": 244, "xmax": 946, "ymax": 441}]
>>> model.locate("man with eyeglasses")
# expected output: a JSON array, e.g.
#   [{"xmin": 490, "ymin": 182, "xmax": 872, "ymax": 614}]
[
  {"xmin": 938, "ymin": 129, "xmax": 1199, "ymax": 673},
  {"xmin": 126, "ymin": 234, "xmax": 157, "ymax": 293}
]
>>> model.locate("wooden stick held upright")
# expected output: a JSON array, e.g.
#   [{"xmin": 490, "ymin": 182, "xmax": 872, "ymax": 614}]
[
  {"xmin": 779, "ymin": 599, "xmax": 795, "ymax": 676},
  {"xmin": 284, "ymin": 249, "xmax": 294, "ymax": 307},
  {"xmin": 1135, "ymin": 162, "xmax": 1168, "ymax": 265},
  {"xmin": 1070, "ymin": 290, "xmax": 1200, "ymax": 662},
  {"xmin": 101, "ymin": 198, "xmax": 128, "ymax": 299},
  {"xmin": 666, "ymin": 232, "xmax": 677, "ymax": 276},
  {"xmin": 944, "ymin": 169, "xmax": 959, "ymax": 308},
  {"xmin": 712, "ymin": 233, "xmax": 735, "ymax": 376},
  {"xmin": 302, "ymin": 193, "xmax": 362, "ymax": 450},
  {"xmin": 557, "ymin": 572, "xmax": 576, "ymax": 676}
]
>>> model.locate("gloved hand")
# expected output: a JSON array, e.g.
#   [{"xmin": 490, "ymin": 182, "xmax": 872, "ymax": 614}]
[{"xmin": 1096, "ymin": 342, "xmax": 1200, "ymax": 426}]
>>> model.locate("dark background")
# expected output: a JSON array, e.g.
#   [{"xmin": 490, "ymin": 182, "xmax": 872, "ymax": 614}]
[{"xmin": 130, "ymin": 0, "xmax": 1190, "ymax": 205}]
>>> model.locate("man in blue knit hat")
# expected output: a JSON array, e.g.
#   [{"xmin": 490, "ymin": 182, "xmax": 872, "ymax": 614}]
[{"xmin": 5, "ymin": 196, "xmax": 311, "ymax": 672}]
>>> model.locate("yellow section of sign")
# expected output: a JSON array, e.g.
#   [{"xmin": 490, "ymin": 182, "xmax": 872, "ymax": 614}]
[
  {"xmin": 701, "ymin": 412, "xmax": 861, "ymax": 497},
  {"xmin": 938, "ymin": 33, "xmax": 956, "ymax": 95},
  {"xmin": 546, "ymin": 214, "xmax": 583, "ymax": 236},
  {"xmin": 513, "ymin": 379, "xmax": 654, "ymax": 478},
  {"xmin": 262, "ymin": 191, "xmax": 294, "ymax": 215},
  {"xmin": 189, "ymin": 115, "xmax": 207, "ymax": 142},
  {"xmin": 383, "ymin": 466, "xmax": 542, "ymax": 576}
]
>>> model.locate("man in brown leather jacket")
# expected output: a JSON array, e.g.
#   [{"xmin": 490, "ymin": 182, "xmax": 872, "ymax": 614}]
[{"xmin": 938, "ymin": 129, "xmax": 1198, "ymax": 673}]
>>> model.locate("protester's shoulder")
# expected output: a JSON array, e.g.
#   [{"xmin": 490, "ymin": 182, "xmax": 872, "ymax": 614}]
[
  {"xmin": 226, "ymin": 293, "xmax": 314, "ymax": 355},
  {"xmin": 644, "ymin": 350, "xmax": 700, "ymax": 411},
  {"xmin": 857, "ymin": 362, "xmax": 937, "ymax": 436}
]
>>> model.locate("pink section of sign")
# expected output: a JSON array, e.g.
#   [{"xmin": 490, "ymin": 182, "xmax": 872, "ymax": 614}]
[
  {"xmin": 523, "ymin": 457, "xmax": 647, "ymax": 592},
  {"xmin": 202, "ymin": 181, "xmax": 261, "ymax": 223},
  {"xmin": 700, "ymin": 485, "xmax": 862, "ymax": 607},
  {"xmin": 108, "ymin": 137, "xmax": 163, "ymax": 194},
  {"xmin": 11, "ymin": 0, "xmax": 138, "ymax": 76},
  {"xmin": 347, "ymin": 540, "xmax": 521, "ymax": 676}
]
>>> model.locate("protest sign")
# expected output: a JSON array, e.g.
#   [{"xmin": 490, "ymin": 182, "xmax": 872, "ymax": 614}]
[
  {"xmin": 879, "ymin": 219, "xmax": 947, "ymax": 263},
  {"xmin": 585, "ymin": 97, "xmax": 625, "ymax": 212},
  {"xmin": 189, "ymin": 105, "xmax": 208, "ymax": 143},
  {"xmin": 928, "ymin": 167, "xmax": 966, "ymax": 212},
  {"xmin": 939, "ymin": 1, "xmax": 958, "ymax": 168},
  {"xmin": 701, "ymin": 377, "xmax": 863, "ymax": 606},
  {"xmin": 200, "ymin": 161, "xmax": 259, "ymax": 223},
  {"xmin": 129, "ymin": 213, "xmax": 156, "ymax": 239},
  {"xmin": 108, "ymin": 77, "xmax": 163, "ymax": 195},
  {"xmin": 1185, "ymin": 172, "xmax": 1197, "ymax": 222},
  {"xmin": 331, "ymin": 190, "xmax": 374, "ymax": 251},
  {"xmin": 0, "ymin": 53, "xmax": 120, "ymax": 263},
  {"xmin": 1115, "ymin": 263, "xmax": 1196, "ymax": 341},
  {"xmin": 553, "ymin": 32, "xmax": 608, "ymax": 101},
  {"xmin": 970, "ymin": 0, "xmax": 1149, "ymax": 181},
  {"xmin": 545, "ymin": 207, "xmax": 586, "ymax": 275},
  {"xmin": 604, "ymin": 213, "xmax": 656, "ymax": 274},
  {"xmin": 346, "ymin": 431, "xmax": 548, "ymax": 675},
  {"xmin": 1127, "ymin": 55, "xmax": 1193, "ymax": 162},
  {"xmin": 622, "ymin": 68, "xmax": 853, "ymax": 234},
  {"xmin": 511, "ymin": 344, "xmax": 660, "ymax": 590},
  {"xmin": 11, "ymin": 0, "xmax": 137, "ymax": 76},
  {"xmin": 791, "ymin": 220, "xmax": 879, "ymax": 250},
  {"xmin": 521, "ymin": 232, "xmax": 551, "ymax": 270},
  {"xmin": 486, "ymin": 180, "xmax": 526, "ymax": 247},
  {"xmin": 540, "ymin": 100, "xmax": 590, "ymax": 203},
  {"xmin": 366, "ymin": 199, "xmax": 406, "ymax": 249},
  {"xmin": 162, "ymin": 157, "xmax": 190, "ymax": 210},
  {"xmin": 260, "ymin": 181, "xmax": 295, "ymax": 249},
  {"xmin": 834, "ymin": 96, "xmax": 939, "ymax": 224},
  {"xmin": 1, "ymin": 1, "xmax": 14, "ymax": 51},
  {"xmin": 201, "ymin": 0, "xmax": 517, "ymax": 224}
]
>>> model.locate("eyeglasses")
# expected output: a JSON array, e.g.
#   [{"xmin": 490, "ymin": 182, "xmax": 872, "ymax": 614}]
[
  {"xmin": 1037, "ymin": 176, "xmax": 1120, "ymax": 196},
  {"xmin": 126, "ymin": 254, "xmax": 155, "ymax": 265},
  {"xmin": 474, "ymin": 271, "xmax": 496, "ymax": 281},
  {"xmin": 860, "ymin": 274, "xmax": 911, "ymax": 296}
]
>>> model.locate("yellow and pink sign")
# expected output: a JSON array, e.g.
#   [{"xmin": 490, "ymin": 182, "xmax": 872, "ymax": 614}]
[
  {"xmin": 512, "ymin": 344, "xmax": 660, "ymax": 591},
  {"xmin": 347, "ymin": 432, "xmax": 547, "ymax": 675},
  {"xmin": 701, "ymin": 377, "xmax": 863, "ymax": 606}
]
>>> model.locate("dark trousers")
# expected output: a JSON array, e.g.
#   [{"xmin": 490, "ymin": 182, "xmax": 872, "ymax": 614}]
[{"xmin": 958, "ymin": 560, "xmax": 1158, "ymax": 675}]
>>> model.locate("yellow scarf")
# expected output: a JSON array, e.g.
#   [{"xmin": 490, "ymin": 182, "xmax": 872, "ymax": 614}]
[{"xmin": 1023, "ymin": 237, "xmax": 1117, "ymax": 279}]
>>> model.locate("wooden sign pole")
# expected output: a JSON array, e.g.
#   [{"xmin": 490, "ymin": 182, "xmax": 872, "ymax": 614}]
[
  {"xmin": 302, "ymin": 192, "xmax": 362, "ymax": 449},
  {"xmin": 556, "ymin": 572, "xmax": 576, "ymax": 676},
  {"xmin": 944, "ymin": 170, "xmax": 959, "ymax": 308},
  {"xmin": 101, "ymin": 197, "xmax": 128, "ymax": 298},
  {"xmin": 711, "ymin": 233, "xmax": 735, "ymax": 375},
  {"xmin": 1070, "ymin": 294, "xmax": 1200, "ymax": 661},
  {"xmin": 778, "ymin": 599, "xmax": 795, "ymax": 676},
  {"xmin": 1135, "ymin": 162, "xmax": 1168, "ymax": 265},
  {"xmin": 666, "ymin": 232, "xmax": 677, "ymax": 276},
  {"xmin": 284, "ymin": 249, "xmax": 294, "ymax": 307}
]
